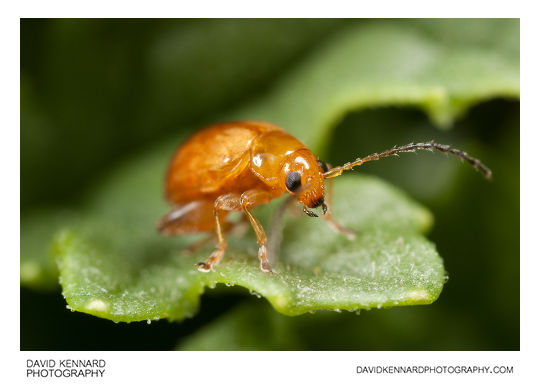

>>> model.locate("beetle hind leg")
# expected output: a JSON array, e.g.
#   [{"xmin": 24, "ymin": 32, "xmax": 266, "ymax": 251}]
[
  {"xmin": 183, "ymin": 216, "xmax": 247, "ymax": 255},
  {"xmin": 157, "ymin": 200, "xmax": 217, "ymax": 235}
]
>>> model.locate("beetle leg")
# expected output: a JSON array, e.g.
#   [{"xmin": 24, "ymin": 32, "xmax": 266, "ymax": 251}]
[
  {"xmin": 196, "ymin": 194, "xmax": 242, "ymax": 272},
  {"xmin": 183, "ymin": 216, "xmax": 246, "ymax": 255},
  {"xmin": 241, "ymin": 190, "xmax": 274, "ymax": 273},
  {"xmin": 157, "ymin": 200, "xmax": 218, "ymax": 235},
  {"xmin": 267, "ymin": 194, "xmax": 296, "ymax": 263},
  {"xmin": 182, "ymin": 233, "xmax": 214, "ymax": 255},
  {"xmin": 230, "ymin": 213, "xmax": 250, "ymax": 237},
  {"xmin": 323, "ymin": 178, "xmax": 357, "ymax": 240}
]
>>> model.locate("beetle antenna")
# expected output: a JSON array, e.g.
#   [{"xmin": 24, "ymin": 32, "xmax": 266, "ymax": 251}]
[{"xmin": 323, "ymin": 141, "xmax": 492, "ymax": 180}]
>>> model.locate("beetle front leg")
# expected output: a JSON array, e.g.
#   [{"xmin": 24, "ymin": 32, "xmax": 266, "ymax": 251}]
[
  {"xmin": 323, "ymin": 178, "xmax": 356, "ymax": 240},
  {"xmin": 241, "ymin": 190, "xmax": 274, "ymax": 273}
]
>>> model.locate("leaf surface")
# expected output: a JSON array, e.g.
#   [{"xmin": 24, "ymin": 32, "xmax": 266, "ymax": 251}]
[{"xmin": 55, "ymin": 173, "xmax": 439, "ymax": 322}]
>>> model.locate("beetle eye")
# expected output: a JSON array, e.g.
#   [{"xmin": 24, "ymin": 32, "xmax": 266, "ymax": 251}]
[
  {"xmin": 317, "ymin": 159, "xmax": 329, "ymax": 173},
  {"xmin": 285, "ymin": 171, "xmax": 302, "ymax": 192}
]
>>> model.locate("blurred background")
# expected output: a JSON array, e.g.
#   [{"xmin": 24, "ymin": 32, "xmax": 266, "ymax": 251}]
[{"xmin": 21, "ymin": 19, "xmax": 519, "ymax": 350}]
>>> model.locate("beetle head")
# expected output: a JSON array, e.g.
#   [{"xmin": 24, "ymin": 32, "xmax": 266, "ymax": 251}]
[{"xmin": 281, "ymin": 149, "xmax": 327, "ymax": 217}]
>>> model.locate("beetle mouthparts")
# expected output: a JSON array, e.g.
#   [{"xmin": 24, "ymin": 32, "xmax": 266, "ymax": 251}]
[
  {"xmin": 310, "ymin": 196, "xmax": 325, "ymax": 209},
  {"xmin": 303, "ymin": 206, "xmax": 318, "ymax": 217}
]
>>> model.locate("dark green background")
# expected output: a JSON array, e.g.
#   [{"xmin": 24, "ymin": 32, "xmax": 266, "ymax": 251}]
[{"xmin": 21, "ymin": 19, "xmax": 519, "ymax": 350}]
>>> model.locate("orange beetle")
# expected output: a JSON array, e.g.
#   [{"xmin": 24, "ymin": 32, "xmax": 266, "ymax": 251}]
[{"xmin": 157, "ymin": 121, "xmax": 491, "ymax": 273}]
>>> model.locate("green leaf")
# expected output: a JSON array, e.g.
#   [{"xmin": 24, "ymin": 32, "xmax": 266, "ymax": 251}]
[
  {"xmin": 55, "ymin": 174, "xmax": 439, "ymax": 322},
  {"xmin": 21, "ymin": 19, "xmax": 519, "ymax": 323}
]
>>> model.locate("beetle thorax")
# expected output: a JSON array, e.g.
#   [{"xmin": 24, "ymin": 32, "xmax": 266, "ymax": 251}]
[{"xmin": 248, "ymin": 130, "xmax": 307, "ymax": 185}]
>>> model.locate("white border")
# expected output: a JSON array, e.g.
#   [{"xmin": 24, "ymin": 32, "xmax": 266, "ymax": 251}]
[
  {"xmin": 3, "ymin": 0, "xmax": 536, "ymax": 382},
  {"xmin": 14, "ymin": 0, "xmax": 523, "ymax": 18},
  {"xmin": 19, "ymin": 351, "xmax": 523, "ymax": 383}
]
